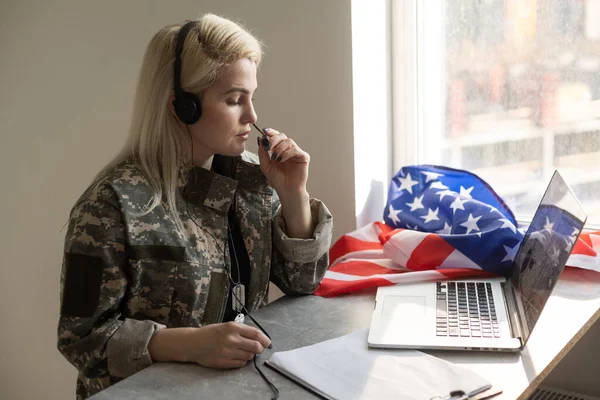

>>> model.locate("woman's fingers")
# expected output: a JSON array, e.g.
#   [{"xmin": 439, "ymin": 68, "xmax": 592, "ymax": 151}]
[
  {"xmin": 274, "ymin": 139, "xmax": 310, "ymax": 163},
  {"xmin": 263, "ymin": 129, "xmax": 287, "ymax": 158},
  {"xmin": 235, "ymin": 337, "xmax": 266, "ymax": 355},
  {"xmin": 257, "ymin": 128, "xmax": 310, "ymax": 167},
  {"xmin": 236, "ymin": 323, "xmax": 271, "ymax": 349},
  {"xmin": 270, "ymin": 138, "xmax": 292, "ymax": 161},
  {"xmin": 227, "ymin": 348, "xmax": 256, "ymax": 361},
  {"xmin": 265, "ymin": 137, "xmax": 309, "ymax": 163}
]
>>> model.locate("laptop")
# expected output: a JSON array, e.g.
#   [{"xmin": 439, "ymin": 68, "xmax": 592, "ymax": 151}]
[{"xmin": 367, "ymin": 170, "xmax": 587, "ymax": 352}]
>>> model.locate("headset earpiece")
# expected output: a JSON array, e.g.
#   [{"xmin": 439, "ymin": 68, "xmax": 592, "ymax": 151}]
[
  {"xmin": 173, "ymin": 20, "xmax": 202, "ymax": 125},
  {"xmin": 173, "ymin": 91, "xmax": 201, "ymax": 125}
]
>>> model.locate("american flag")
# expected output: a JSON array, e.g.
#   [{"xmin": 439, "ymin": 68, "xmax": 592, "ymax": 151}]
[{"xmin": 314, "ymin": 165, "xmax": 600, "ymax": 297}]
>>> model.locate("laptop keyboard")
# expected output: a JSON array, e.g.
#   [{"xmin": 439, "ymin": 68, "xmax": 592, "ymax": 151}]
[{"xmin": 436, "ymin": 281, "xmax": 500, "ymax": 338}]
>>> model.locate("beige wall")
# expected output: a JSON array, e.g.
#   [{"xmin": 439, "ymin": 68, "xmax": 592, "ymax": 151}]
[{"xmin": 0, "ymin": 1, "xmax": 354, "ymax": 399}]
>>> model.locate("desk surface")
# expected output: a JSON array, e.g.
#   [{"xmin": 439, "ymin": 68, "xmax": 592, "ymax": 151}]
[{"xmin": 91, "ymin": 268, "xmax": 600, "ymax": 400}]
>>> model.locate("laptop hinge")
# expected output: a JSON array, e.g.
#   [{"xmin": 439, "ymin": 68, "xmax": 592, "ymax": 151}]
[{"xmin": 501, "ymin": 281, "xmax": 524, "ymax": 345}]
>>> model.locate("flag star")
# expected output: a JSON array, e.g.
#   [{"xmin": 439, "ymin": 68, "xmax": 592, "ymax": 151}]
[
  {"xmin": 422, "ymin": 171, "xmax": 444, "ymax": 183},
  {"xmin": 430, "ymin": 181, "xmax": 449, "ymax": 190},
  {"xmin": 498, "ymin": 218, "xmax": 517, "ymax": 234},
  {"xmin": 437, "ymin": 190, "xmax": 454, "ymax": 201},
  {"xmin": 420, "ymin": 207, "xmax": 440, "ymax": 224},
  {"xmin": 549, "ymin": 246, "xmax": 561, "ymax": 263},
  {"xmin": 460, "ymin": 213, "xmax": 482, "ymax": 234},
  {"xmin": 397, "ymin": 173, "xmax": 419, "ymax": 194},
  {"xmin": 502, "ymin": 243, "xmax": 520, "ymax": 262},
  {"xmin": 543, "ymin": 217, "xmax": 554, "ymax": 231},
  {"xmin": 571, "ymin": 227, "xmax": 580, "ymax": 237},
  {"xmin": 387, "ymin": 204, "xmax": 401, "ymax": 225},
  {"xmin": 437, "ymin": 222, "xmax": 452, "ymax": 234},
  {"xmin": 564, "ymin": 238, "xmax": 573, "ymax": 253},
  {"xmin": 406, "ymin": 195, "xmax": 425, "ymax": 212},
  {"xmin": 450, "ymin": 197, "xmax": 468, "ymax": 213},
  {"xmin": 459, "ymin": 186, "xmax": 474, "ymax": 199}
]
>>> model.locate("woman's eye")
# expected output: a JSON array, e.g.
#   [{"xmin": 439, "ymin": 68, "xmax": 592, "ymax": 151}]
[{"xmin": 226, "ymin": 96, "xmax": 255, "ymax": 106}]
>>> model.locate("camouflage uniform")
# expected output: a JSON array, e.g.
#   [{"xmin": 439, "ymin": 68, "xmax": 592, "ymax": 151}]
[{"xmin": 57, "ymin": 151, "xmax": 333, "ymax": 399}]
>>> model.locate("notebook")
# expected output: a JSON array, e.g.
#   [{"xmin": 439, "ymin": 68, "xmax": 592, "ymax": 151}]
[{"xmin": 264, "ymin": 329, "xmax": 501, "ymax": 400}]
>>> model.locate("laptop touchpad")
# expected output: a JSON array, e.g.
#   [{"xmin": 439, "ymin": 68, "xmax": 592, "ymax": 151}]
[{"xmin": 382, "ymin": 296, "xmax": 427, "ymax": 320}]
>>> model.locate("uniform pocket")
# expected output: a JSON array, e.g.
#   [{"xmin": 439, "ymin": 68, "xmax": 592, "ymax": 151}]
[
  {"xmin": 126, "ymin": 258, "xmax": 178, "ymax": 325},
  {"xmin": 125, "ymin": 245, "xmax": 230, "ymax": 327},
  {"xmin": 125, "ymin": 245, "xmax": 185, "ymax": 324},
  {"xmin": 168, "ymin": 260, "xmax": 222, "ymax": 327}
]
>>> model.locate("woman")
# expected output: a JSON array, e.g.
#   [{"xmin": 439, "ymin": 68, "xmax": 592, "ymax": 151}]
[{"xmin": 57, "ymin": 14, "xmax": 333, "ymax": 399}]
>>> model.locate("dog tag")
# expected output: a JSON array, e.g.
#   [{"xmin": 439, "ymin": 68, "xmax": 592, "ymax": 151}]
[{"xmin": 232, "ymin": 283, "xmax": 245, "ymax": 312}]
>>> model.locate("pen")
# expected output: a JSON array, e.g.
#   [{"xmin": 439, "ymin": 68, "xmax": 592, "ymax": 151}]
[
  {"xmin": 451, "ymin": 383, "xmax": 493, "ymax": 399},
  {"xmin": 252, "ymin": 123, "xmax": 271, "ymax": 150},
  {"xmin": 466, "ymin": 383, "xmax": 493, "ymax": 399}
]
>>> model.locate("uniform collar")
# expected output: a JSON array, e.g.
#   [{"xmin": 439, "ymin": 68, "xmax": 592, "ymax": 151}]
[
  {"xmin": 178, "ymin": 154, "xmax": 271, "ymax": 212},
  {"xmin": 178, "ymin": 162, "xmax": 238, "ymax": 213}
]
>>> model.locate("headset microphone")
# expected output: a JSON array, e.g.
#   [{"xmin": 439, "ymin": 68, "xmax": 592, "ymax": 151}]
[{"xmin": 252, "ymin": 123, "xmax": 271, "ymax": 150}]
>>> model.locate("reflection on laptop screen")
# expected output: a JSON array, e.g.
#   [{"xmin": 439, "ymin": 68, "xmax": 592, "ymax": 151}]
[{"xmin": 509, "ymin": 171, "xmax": 586, "ymax": 341}]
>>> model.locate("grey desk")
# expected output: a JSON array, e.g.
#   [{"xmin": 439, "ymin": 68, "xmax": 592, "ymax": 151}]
[{"xmin": 91, "ymin": 268, "xmax": 600, "ymax": 400}]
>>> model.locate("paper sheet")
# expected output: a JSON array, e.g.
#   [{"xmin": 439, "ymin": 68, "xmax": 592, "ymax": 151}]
[{"xmin": 267, "ymin": 329, "xmax": 491, "ymax": 400}]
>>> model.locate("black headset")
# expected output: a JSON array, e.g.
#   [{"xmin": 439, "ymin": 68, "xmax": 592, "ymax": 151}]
[{"xmin": 173, "ymin": 20, "xmax": 202, "ymax": 125}]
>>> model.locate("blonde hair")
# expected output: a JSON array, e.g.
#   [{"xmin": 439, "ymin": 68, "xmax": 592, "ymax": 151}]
[{"xmin": 95, "ymin": 14, "xmax": 262, "ymax": 229}]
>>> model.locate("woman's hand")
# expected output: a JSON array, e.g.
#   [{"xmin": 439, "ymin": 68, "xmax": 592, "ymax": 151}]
[
  {"xmin": 256, "ymin": 128, "xmax": 314, "ymax": 239},
  {"xmin": 257, "ymin": 128, "xmax": 310, "ymax": 198},
  {"xmin": 148, "ymin": 322, "xmax": 271, "ymax": 369}
]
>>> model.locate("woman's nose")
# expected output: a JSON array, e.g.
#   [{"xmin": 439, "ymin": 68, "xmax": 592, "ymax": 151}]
[{"xmin": 243, "ymin": 103, "xmax": 258, "ymax": 124}]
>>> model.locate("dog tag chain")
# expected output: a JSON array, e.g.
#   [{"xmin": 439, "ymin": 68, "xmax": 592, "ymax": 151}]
[{"xmin": 227, "ymin": 217, "xmax": 245, "ymax": 315}]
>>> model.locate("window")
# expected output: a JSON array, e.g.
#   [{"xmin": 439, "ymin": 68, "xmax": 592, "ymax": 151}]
[{"xmin": 392, "ymin": 0, "xmax": 600, "ymax": 226}]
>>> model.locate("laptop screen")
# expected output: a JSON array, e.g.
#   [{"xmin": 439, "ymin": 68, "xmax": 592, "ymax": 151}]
[{"xmin": 509, "ymin": 171, "xmax": 587, "ymax": 342}]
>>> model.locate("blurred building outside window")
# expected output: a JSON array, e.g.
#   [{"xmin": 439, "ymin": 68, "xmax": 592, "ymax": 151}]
[{"xmin": 394, "ymin": 0, "xmax": 600, "ymax": 226}]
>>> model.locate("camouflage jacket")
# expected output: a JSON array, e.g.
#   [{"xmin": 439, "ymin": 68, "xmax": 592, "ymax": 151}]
[{"xmin": 57, "ymin": 151, "xmax": 333, "ymax": 399}]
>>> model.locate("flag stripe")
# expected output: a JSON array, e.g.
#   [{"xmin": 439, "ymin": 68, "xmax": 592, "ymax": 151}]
[
  {"xmin": 407, "ymin": 234, "xmax": 455, "ymax": 271},
  {"xmin": 588, "ymin": 233, "xmax": 600, "ymax": 251},
  {"xmin": 572, "ymin": 238, "xmax": 596, "ymax": 257},
  {"xmin": 567, "ymin": 255, "xmax": 600, "ymax": 273},
  {"xmin": 329, "ymin": 260, "xmax": 407, "ymax": 276},
  {"xmin": 313, "ymin": 277, "xmax": 395, "ymax": 297},
  {"xmin": 330, "ymin": 249, "xmax": 390, "ymax": 268},
  {"xmin": 314, "ymin": 269, "xmax": 498, "ymax": 297},
  {"xmin": 383, "ymin": 230, "xmax": 427, "ymax": 266},
  {"xmin": 329, "ymin": 235, "xmax": 382, "ymax": 265},
  {"xmin": 439, "ymin": 249, "xmax": 482, "ymax": 270}
]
